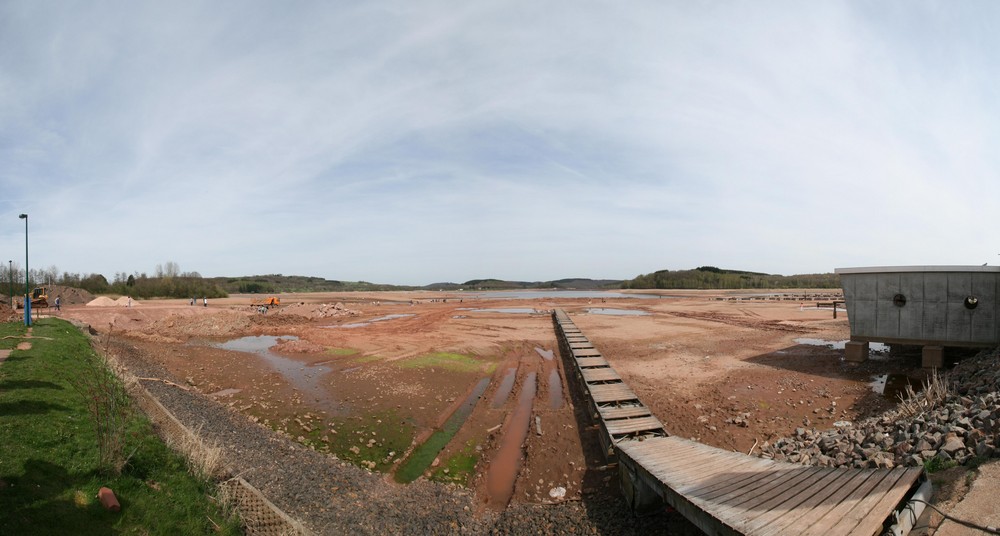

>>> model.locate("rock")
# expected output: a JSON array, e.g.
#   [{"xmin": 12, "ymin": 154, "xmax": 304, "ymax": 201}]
[{"xmin": 940, "ymin": 435, "xmax": 966, "ymax": 455}]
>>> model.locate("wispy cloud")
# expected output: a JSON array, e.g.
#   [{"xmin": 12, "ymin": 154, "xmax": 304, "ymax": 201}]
[{"xmin": 1, "ymin": 1, "xmax": 999, "ymax": 284}]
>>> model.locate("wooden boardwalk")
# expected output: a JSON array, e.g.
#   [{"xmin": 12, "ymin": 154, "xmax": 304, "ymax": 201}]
[{"xmin": 552, "ymin": 309, "xmax": 927, "ymax": 536}]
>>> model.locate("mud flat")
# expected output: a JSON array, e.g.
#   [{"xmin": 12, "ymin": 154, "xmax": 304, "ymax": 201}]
[{"xmin": 58, "ymin": 289, "xmax": 919, "ymax": 530}]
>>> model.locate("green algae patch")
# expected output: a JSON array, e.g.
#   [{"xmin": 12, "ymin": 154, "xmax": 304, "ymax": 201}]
[{"xmin": 399, "ymin": 352, "xmax": 485, "ymax": 373}]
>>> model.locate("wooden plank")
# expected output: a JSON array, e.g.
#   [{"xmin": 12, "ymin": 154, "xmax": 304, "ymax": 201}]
[
  {"xmin": 572, "ymin": 349, "xmax": 602, "ymax": 357},
  {"xmin": 798, "ymin": 470, "xmax": 892, "ymax": 536},
  {"xmin": 726, "ymin": 467, "xmax": 847, "ymax": 531},
  {"xmin": 569, "ymin": 342, "xmax": 594, "ymax": 349},
  {"xmin": 575, "ymin": 357, "xmax": 609, "ymax": 368},
  {"xmin": 599, "ymin": 406, "xmax": 652, "ymax": 420},
  {"xmin": 604, "ymin": 416, "xmax": 664, "ymax": 436},
  {"xmin": 826, "ymin": 467, "xmax": 921, "ymax": 536},
  {"xmin": 753, "ymin": 470, "xmax": 874, "ymax": 536},
  {"xmin": 698, "ymin": 465, "xmax": 817, "ymax": 512},
  {"xmin": 588, "ymin": 384, "xmax": 638, "ymax": 403},
  {"xmin": 582, "ymin": 369, "xmax": 621, "ymax": 383}
]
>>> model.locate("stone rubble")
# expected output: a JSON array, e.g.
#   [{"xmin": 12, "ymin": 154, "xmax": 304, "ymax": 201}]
[{"xmin": 759, "ymin": 347, "xmax": 1000, "ymax": 470}]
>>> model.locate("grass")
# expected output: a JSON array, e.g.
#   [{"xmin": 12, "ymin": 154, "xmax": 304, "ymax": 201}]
[
  {"xmin": 324, "ymin": 347, "xmax": 359, "ymax": 356},
  {"xmin": 429, "ymin": 438, "xmax": 480, "ymax": 485},
  {"xmin": 398, "ymin": 352, "xmax": 488, "ymax": 373},
  {"xmin": 265, "ymin": 409, "xmax": 416, "ymax": 473},
  {"xmin": 0, "ymin": 318, "xmax": 241, "ymax": 535}
]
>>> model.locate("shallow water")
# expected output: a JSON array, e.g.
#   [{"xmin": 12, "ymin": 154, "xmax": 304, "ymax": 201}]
[
  {"xmin": 459, "ymin": 290, "xmax": 664, "ymax": 300},
  {"xmin": 213, "ymin": 335, "xmax": 342, "ymax": 414},
  {"xmin": 794, "ymin": 338, "xmax": 890, "ymax": 353},
  {"xmin": 548, "ymin": 369, "xmax": 563, "ymax": 409},
  {"xmin": 492, "ymin": 369, "xmax": 517, "ymax": 408},
  {"xmin": 870, "ymin": 373, "xmax": 918, "ymax": 399},
  {"xmin": 486, "ymin": 372, "xmax": 537, "ymax": 506},
  {"xmin": 585, "ymin": 308, "xmax": 651, "ymax": 316},
  {"xmin": 324, "ymin": 313, "xmax": 414, "ymax": 329},
  {"xmin": 458, "ymin": 308, "xmax": 540, "ymax": 314},
  {"xmin": 535, "ymin": 347, "xmax": 554, "ymax": 361}
]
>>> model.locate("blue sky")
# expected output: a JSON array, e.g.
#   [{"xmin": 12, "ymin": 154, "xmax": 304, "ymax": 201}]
[{"xmin": 2, "ymin": 1, "xmax": 998, "ymax": 285}]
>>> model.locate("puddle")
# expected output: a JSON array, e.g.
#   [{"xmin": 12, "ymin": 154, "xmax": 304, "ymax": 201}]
[
  {"xmin": 370, "ymin": 313, "xmax": 414, "ymax": 322},
  {"xmin": 492, "ymin": 369, "xmax": 517, "ymax": 408},
  {"xmin": 794, "ymin": 338, "xmax": 889, "ymax": 353},
  {"xmin": 585, "ymin": 308, "xmax": 651, "ymax": 316},
  {"xmin": 486, "ymin": 372, "xmax": 537, "ymax": 507},
  {"xmin": 535, "ymin": 347, "xmax": 554, "ymax": 361},
  {"xmin": 324, "ymin": 314, "xmax": 414, "ymax": 329},
  {"xmin": 870, "ymin": 373, "xmax": 918, "ymax": 399},
  {"xmin": 548, "ymin": 369, "xmax": 563, "ymax": 409},
  {"xmin": 394, "ymin": 377, "xmax": 491, "ymax": 484},
  {"xmin": 212, "ymin": 335, "xmax": 341, "ymax": 414},
  {"xmin": 458, "ymin": 308, "xmax": 541, "ymax": 314}
]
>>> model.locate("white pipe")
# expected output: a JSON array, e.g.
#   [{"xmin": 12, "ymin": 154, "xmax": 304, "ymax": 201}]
[{"xmin": 887, "ymin": 479, "xmax": 933, "ymax": 536}]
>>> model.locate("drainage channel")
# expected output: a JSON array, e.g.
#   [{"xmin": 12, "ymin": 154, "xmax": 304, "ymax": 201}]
[
  {"xmin": 485, "ymin": 371, "xmax": 537, "ymax": 507},
  {"xmin": 394, "ymin": 377, "xmax": 491, "ymax": 484}
]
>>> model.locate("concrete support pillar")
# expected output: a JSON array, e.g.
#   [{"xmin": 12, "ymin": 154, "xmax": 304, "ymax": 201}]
[
  {"xmin": 922, "ymin": 346, "xmax": 944, "ymax": 368},
  {"xmin": 845, "ymin": 341, "xmax": 869, "ymax": 363}
]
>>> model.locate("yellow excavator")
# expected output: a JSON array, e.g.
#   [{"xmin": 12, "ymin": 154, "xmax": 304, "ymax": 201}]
[{"xmin": 16, "ymin": 287, "xmax": 48, "ymax": 309}]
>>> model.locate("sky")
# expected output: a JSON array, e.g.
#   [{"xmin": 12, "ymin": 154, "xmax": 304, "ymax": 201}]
[{"xmin": 1, "ymin": 1, "xmax": 999, "ymax": 286}]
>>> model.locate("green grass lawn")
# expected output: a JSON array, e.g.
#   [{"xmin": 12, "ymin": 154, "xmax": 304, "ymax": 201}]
[{"xmin": 0, "ymin": 319, "xmax": 241, "ymax": 535}]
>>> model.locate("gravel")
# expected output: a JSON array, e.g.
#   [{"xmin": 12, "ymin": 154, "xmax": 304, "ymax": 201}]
[
  {"xmin": 759, "ymin": 347, "xmax": 1000, "ymax": 471},
  {"xmin": 109, "ymin": 339, "xmax": 697, "ymax": 535}
]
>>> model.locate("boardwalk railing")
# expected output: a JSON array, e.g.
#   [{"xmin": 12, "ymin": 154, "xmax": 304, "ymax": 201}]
[{"xmin": 552, "ymin": 309, "xmax": 930, "ymax": 536}]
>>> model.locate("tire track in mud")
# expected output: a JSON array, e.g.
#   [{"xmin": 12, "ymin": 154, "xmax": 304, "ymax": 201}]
[
  {"xmin": 667, "ymin": 310, "xmax": 812, "ymax": 333},
  {"xmin": 477, "ymin": 341, "xmax": 578, "ymax": 509}
]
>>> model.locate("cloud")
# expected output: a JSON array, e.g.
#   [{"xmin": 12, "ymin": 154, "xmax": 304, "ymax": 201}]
[{"xmin": 1, "ymin": 1, "xmax": 999, "ymax": 285}]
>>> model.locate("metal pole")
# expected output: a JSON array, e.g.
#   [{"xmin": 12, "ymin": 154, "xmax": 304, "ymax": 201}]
[
  {"xmin": 19, "ymin": 214, "xmax": 29, "ymax": 327},
  {"xmin": 7, "ymin": 260, "xmax": 11, "ymax": 308}
]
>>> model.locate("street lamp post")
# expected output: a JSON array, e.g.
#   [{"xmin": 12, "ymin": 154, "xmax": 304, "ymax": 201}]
[
  {"xmin": 7, "ymin": 260, "xmax": 11, "ymax": 309},
  {"xmin": 18, "ymin": 214, "xmax": 29, "ymax": 327}
]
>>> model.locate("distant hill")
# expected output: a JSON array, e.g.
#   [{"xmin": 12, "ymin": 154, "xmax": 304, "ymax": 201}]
[
  {"xmin": 211, "ymin": 275, "xmax": 622, "ymax": 293},
  {"xmin": 422, "ymin": 278, "xmax": 623, "ymax": 291},
  {"xmin": 621, "ymin": 266, "xmax": 839, "ymax": 290}
]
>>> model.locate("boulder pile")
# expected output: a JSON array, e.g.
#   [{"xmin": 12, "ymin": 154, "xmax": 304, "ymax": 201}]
[
  {"xmin": 273, "ymin": 302, "xmax": 361, "ymax": 319},
  {"xmin": 759, "ymin": 347, "xmax": 1000, "ymax": 470}
]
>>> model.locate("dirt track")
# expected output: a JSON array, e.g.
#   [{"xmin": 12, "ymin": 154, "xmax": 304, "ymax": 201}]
[{"xmin": 55, "ymin": 290, "xmax": 924, "ymax": 517}]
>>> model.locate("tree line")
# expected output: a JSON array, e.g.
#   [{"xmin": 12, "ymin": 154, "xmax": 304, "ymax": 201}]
[
  {"xmin": 0, "ymin": 262, "xmax": 227, "ymax": 300},
  {"xmin": 620, "ymin": 266, "xmax": 840, "ymax": 290}
]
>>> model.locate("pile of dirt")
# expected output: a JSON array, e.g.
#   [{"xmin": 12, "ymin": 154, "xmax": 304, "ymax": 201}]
[
  {"xmin": 274, "ymin": 302, "xmax": 361, "ymax": 319},
  {"xmin": 114, "ymin": 296, "xmax": 139, "ymax": 306},
  {"xmin": 0, "ymin": 303, "xmax": 18, "ymax": 322},
  {"xmin": 273, "ymin": 338, "xmax": 326, "ymax": 353},
  {"xmin": 46, "ymin": 285, "xmax": 97, "ymax": 305},
  {"xmin": 149, "ymin": 311, "xmax": 253, "ymax": 338}
]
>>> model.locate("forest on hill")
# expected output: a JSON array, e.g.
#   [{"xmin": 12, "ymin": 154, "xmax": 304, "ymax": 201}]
[{"xmin": 620, "ymin": 266, "xmax": 839, "ymax": 290}]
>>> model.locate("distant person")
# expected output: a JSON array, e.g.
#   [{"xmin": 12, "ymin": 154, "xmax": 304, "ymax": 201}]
[
  {"xmin": 190, "ymin": 297, "xmax": 195, "ymax": 306},
  {"xmin": 203, "ymin": 297, "xmax": 207, "ymax": 307},
  {"xmin": 54, "ymin": 295, "xmax": 61, "ymax": 311},
  {"xmin": 127, "ymin": 296, "xmax": 132, "ymax": 308}
]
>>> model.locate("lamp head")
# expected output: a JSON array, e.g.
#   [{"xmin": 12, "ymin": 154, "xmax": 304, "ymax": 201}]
[{"xmin": 18, "ymin": 214, "xmax": 27, "ymax": 219}]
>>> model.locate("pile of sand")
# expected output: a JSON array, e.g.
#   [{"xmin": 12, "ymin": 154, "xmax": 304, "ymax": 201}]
[{"xmin": 86, "ymin": 297, "xmax": 118, "ymax": 307}]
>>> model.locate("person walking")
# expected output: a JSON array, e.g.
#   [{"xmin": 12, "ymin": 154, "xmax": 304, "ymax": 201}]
[
  {"xmin": 203, "ymin": 296, "xmax": 207, "ymax": 307},
  {"xmin": 54, "ymin": 295, "xmax": 61, "ymax": 311}
]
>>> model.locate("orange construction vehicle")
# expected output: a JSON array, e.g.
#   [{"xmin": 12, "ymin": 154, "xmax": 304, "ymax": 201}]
[
  {"xmin": 250, "ymin": 296, "xmax": 280, "ymax": 308},
  {"xmin": 16, "ymin": 287, "xmax": 48, "ymax": 309}
]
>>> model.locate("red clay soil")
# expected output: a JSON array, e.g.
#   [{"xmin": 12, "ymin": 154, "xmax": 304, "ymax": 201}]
[{"xmin": 56, "ymin": 290, "xmax": 920, "ymax": 510}]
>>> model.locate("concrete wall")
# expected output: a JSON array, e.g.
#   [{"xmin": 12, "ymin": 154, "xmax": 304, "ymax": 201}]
[{"xmin": 837, "ymin": 266, "xmax": 1000, "ymax": 347}]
